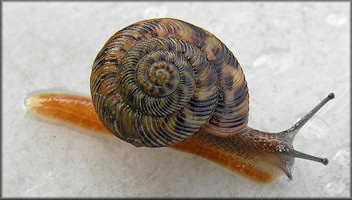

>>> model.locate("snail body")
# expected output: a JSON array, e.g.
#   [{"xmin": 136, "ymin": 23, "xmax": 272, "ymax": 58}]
[
  {"xmin": 26, "ymin": 18, "xmax": 334, "ymax": 183},
  {"xmin": 89, "ymin": 18, "xmax": 333, "ymax": 182}
]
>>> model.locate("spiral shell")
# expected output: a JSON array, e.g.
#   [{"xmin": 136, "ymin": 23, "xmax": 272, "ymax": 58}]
[{"xmin": 90, "ymin": 18, "xmax": 249, "ymax": 147}]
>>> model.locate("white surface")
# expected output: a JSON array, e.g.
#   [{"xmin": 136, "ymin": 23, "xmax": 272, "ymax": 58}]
[{"xmin": 3, "ymin": 2, "xmax": 350, "ymax": 198}]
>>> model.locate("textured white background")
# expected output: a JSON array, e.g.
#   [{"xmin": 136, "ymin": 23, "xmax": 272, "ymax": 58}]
[{"xmin": 3, "ymin": 2, "xmax": 350, "ymax": 198}]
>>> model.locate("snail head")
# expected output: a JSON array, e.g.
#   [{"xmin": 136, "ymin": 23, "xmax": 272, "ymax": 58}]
[{"xmin": 272, "ymin": 93, "xmax": 334, "ymax": 179}]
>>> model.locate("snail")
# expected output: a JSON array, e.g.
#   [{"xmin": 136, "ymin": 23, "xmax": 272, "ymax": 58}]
[{"xmin": 26, "ymin": 18, "xmax": 334, "ymax": 183}]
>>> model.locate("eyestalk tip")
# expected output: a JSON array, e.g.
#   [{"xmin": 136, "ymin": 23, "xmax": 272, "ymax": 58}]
[
  {"xmin": 328, "ymin": 93, "xmax": 335, "ymax": 99},
  {"xmin": 321, "ymin": 158, "xmax": 329, "ymax": 165}
]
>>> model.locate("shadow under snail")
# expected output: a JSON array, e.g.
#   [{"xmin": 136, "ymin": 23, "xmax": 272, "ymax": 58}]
[{"xmin": 26, "ymin": 18, "xmax": 335, "ymax": 183}]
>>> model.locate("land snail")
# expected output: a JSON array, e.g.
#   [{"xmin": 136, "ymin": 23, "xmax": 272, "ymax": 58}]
[{"xmin": 29, "ymin": 18, "xmax": 335, "ymax": 183}]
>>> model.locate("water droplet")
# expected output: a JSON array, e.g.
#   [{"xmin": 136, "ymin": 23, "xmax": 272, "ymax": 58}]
[
  {"xmin": 326, "ymin": 177, "xmax": 346, "ymax": 195},
  {"xmin": 326, "ymin": 12, "xmax": 346, "ymax": 27},
  {"xmin": 209, "ymin": 20, "xmax": 225, "ymax": 36},
  {"xmin": 253, "ymin": 54, "xmax": 270, "ymax": 68},
  {"xmin": 273, "ymin": 18, "xmax": 290, "ymax": 29},
  {"xmin": 298, "ymin": 116, "xmax": 329, "ymax": 139},
  {"xmin": 252, "ymin": 50, "xmax": 294, "ymax": 74},
  {"xmin": 143, "ymin": 5, "xmax": 168, "ymax": 19},
  {"xmin": 333, "ymin": 149, "xmax": 349, "ymax": 166}
]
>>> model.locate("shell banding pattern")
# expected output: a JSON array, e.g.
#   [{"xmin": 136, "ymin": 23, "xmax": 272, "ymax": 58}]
[{"xmin": 90, "ymin": 18, "xmax": 249, "ymax": 147}]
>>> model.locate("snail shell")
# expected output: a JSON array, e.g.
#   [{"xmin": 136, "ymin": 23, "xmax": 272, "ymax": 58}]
[{"xmin": 90, "ymin": 18, "xmax": 248, "ymax": 147}]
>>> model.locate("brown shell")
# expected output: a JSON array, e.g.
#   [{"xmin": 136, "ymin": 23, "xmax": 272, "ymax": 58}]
[{"xmin": 90, "ymin": 18, "xmax": 249, "ymax": 147}]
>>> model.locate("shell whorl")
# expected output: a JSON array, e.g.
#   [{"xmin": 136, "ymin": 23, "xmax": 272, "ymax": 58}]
[{"xmin": 90, "ymin": 18, "xmax": 249, "ymax": 147}]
